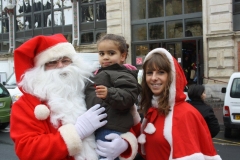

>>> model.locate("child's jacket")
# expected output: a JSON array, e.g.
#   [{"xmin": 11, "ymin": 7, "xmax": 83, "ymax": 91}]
[{"xmin": 85, "ymin": 63, "xmax": 141, "ymax": 132}]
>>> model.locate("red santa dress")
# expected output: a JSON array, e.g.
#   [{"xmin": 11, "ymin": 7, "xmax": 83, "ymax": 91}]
[{"xmin": 121, "ymin": 48, "xmax": 222, "ymax": 160}]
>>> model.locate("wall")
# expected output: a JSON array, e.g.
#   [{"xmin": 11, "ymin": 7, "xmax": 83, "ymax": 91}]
[
  {"xmin": 106, "ymin": 0, "xmax": 131, "ymax": 64},
  {"xmin": 78, "ymin": 0, "xmax": 132, "ymax": 63},
  {"xmin": 203, "ymin": 0, "xmax": 235, "ymax": 100}
]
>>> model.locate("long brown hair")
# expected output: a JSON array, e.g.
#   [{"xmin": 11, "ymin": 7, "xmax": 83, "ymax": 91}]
[{"xmin": 140, "ymin": 52, "xmax": 172, "ymax": 115}]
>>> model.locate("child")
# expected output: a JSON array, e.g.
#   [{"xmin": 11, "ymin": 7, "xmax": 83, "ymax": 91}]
[
  {"xmin": 84, "ymin": 34, "xmax": 141, "ymax": 159},
  {"xmin": 95, "ymin": 48, "xmax": 222, "ymax": 160}
]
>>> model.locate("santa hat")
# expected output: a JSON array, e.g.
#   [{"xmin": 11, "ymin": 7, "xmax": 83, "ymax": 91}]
[{"xmin": 14, "ymin": 34, "xmax": 76, "ymax": 84}]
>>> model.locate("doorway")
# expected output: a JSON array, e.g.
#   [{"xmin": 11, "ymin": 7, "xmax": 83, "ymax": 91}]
[
  {"xmin": 132, "ymin": 39, "xmax": 203, "ymax": 84},
  {"xmin": 182, "ymin": 40, "xmax": 197, "ymax": 84},
  {"xmin": 163, "ymin": 40, "xmax": 198, "ymax": 85}
]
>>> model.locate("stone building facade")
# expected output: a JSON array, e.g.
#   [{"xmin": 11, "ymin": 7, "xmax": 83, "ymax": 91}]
[
  {"xmin": 203, "ymin": 0, "xmax": 239, "ymax": 100},
  {"xmin": 0, "ymin": 0, "xmax": 239, "ymax": 100}
]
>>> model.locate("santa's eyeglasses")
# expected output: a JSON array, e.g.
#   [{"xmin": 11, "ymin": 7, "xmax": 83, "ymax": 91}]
[{"xmin": 44, "ymin": 57, "xmax": 72, "ymax": 69}]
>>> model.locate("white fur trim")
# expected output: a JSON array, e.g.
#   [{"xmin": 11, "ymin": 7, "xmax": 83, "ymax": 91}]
[
  {"xmin": 58, "ymin": 123, "xmax": 82, "ymax": 156},
  {"xmin": 151, "ymin": 95, "xmax": 160, "ymax": 108},
  {"xmin": 119, "ymin": 132, "xmax": 138, "ymax": 160},
  {"xmin": 137, "ymin": 133, "xmax": 146, "ymax": 144},
  {"xmin": 172, "ymin": 152, "xmax": 222, "ymax": 160},
  {"xmin": 34, "ymin": 104, "xmax": 50, "ymax": 120},
  {"xmin": 34, "ymin": 42, "xmax": 76, "ymax": 67},
  {"xmin": 144, "ymin": 123, "xmax": 156, "ymax": 134}
]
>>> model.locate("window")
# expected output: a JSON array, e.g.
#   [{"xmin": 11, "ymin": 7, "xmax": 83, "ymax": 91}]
[
  {"xmin": 0, "ymin": 0, "xmax": 9, "ymax": 52},
  {"xmin": 131, "ymin": 0, "xmax": 146, "ymax": 20},
  {"xmin": 131, "ymin": 0, "xmax": 202, "ymax": 42},
  {"xmin": 166, "ymin": 0, "xmax": 182, "ymax": 16},
  {"xmin": 184, "ymin": 0, "xmax": 202, "ymax": 14},
  {"xmin": 80, "ymin": 0, "xmax": 106, "ymax": 44},
  {"xmin": 167, "ymin": 20, "xmax": 183, "ymax": 38},
  {"xmin": 132, "ymin": 24, "xmax": 147, "ymax": 41},
  {"xmin": 149, "ymin": 22, "xmax": 164, "ymax": 40},
  {"xmin": 185, "ymin": 18, "xmax": 202, "ymax": 37},
  {"xmin": 230, "ymin": 78, "xmax": 240, "ymax": 98},
  {"xmin": 233, "ymin": 0, "xmax": 240, "ymax": 31},
  {"xmin": 1, "ymin": 0, "xmax": 9, "ymax": 33},
  {"xmin": 15, "ymin": 0, "xmax": 72, "ymax": 33},
  {"xmin": 148, "ymin": 0, "xmax": 163, "ymax": 18},
  {"xmin": 233, "ymin": 0, "xmax": 240, "ymax": 14},
  {"xmin": 131, "ymin": 0, "xmax": 203, "ymax": 68}
]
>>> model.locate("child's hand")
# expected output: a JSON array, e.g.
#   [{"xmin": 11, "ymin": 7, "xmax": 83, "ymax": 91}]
[{"xmin": 95, "ymin": 85, "xmax": 107, "ymax": 99}]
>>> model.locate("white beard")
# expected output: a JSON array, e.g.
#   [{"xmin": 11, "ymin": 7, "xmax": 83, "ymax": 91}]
[{"xmin": 19, "ymin": 56, "xmax": 99, "ymax": 160}]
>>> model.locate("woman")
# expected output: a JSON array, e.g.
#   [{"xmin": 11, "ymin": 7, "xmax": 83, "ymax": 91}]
[
  {"xmin": 96, "ymin": 48, "xmax": 222, "ymax": 160},
  {"xmin": 187, "ymin": 84, "xmax": 220, "ymax": 138}
]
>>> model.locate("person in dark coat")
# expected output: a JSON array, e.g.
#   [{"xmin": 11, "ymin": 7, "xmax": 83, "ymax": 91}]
[{"xmin": 187, "ymin": 84, "xmax": 220, "ymax": 138}]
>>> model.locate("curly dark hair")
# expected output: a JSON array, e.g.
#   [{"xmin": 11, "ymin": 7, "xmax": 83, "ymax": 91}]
[{"xmin": 97, "ymin": 33, "xmax": 129, "ymax": 55}]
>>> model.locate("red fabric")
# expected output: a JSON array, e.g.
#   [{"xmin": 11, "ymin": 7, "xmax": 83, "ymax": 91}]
[
  {"xmin": 131, "ymin": 104, "xmax": 218, "ymax": 160},
  {"xmin": 125, "ymin": 48, "xmax": 220, "ymax": 160},
  {"xmin": 120, "ymin": 123, "xmax": 141, "ymax": 158},
  {"xmin": 145, "ymin": 109, "xmax": 170, "ymax": 160},
  {"xmin": 172, "ymin": 102, "xmax": 217, "ymax": 158},
  {"xmin": 119, "ymin": 140, "xmax": 132, "ymax": 158},
  {"xmin": 10, "ymin": 94, "xmax": 73, "ymax": 160}
]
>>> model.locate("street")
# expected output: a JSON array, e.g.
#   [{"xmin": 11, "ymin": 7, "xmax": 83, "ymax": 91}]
[
  {"xmin": 213, "ymin": 125, "xmax": 240, "ymax": 160},
  {"xmin": 0, "ymin": 127, "xmax": 18, "ymax": 160},
  {"xmin": 1, "ymin": 125, "xmax": 240, "ymax": 160}
]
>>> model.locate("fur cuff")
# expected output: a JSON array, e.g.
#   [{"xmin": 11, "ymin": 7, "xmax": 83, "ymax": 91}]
[
  {"xmin": 119, "ymin": 132, "xmax": 138, "ymax": 160},
  {"xmin": 58, "ymin": 124, "xmax": 82, "ymax": 156}
]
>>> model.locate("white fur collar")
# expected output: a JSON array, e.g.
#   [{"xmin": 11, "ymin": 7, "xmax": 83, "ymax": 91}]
[{"xmin": 151, "ymin": 95, "xmax": 160, "ymax": 108}]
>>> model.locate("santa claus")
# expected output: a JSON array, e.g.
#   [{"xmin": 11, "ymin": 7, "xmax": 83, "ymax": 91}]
[{"xmin": 10, "ymin": 34, "xmax": 107, "ymax": 160}]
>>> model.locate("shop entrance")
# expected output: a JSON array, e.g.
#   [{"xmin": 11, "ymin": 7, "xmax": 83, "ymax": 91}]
[
  {"xmin": 163, "ymin": 40, "xmax": 202, "ymax": 85},
  {"xmin": 132, "ymin": 39, "xmax": 203, "ymax": 85}
]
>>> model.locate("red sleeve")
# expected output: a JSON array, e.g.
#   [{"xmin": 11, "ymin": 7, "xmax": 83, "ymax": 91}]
[
  {"xmin": 120, "ymin": 123, "xmax": 142, "ymax": 159},
  {"xmin": 131, "ymin": 122, "xmax": 141, "ymax": 137},
  {"xmin": 10, "ymin": 97, "xmax": 73, "ymax": 160}
]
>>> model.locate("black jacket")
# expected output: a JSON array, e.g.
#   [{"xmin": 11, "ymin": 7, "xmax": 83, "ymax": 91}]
[
  {"xmin": 188, "ymin": 100, "xmax": 220, "ymax": 138},
  {"xmin": 85, "ymin": 63, "xmax": 141, "ymax": 132}
]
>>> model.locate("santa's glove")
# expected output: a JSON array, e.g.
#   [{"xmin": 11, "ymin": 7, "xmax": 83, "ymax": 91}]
[
  {"xmin": 74, "ymin": 104, "xmax": 107, "ymax": 140},
  {"xmin": 96, "ymin": 133, "xmax": 128, "ymax": 160},
  {"xmin": 131, "ymin": 104, "xmax": 141, "ymax": 125}
]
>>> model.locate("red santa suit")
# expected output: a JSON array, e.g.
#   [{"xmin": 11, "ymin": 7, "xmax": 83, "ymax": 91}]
[
  {"xmin": 10, "ymin": 34, "xmax": 98, "ymax": 160},
  {"xmin": 122, "ymin": 48, "xmax": 222, "ymax": 160}
]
